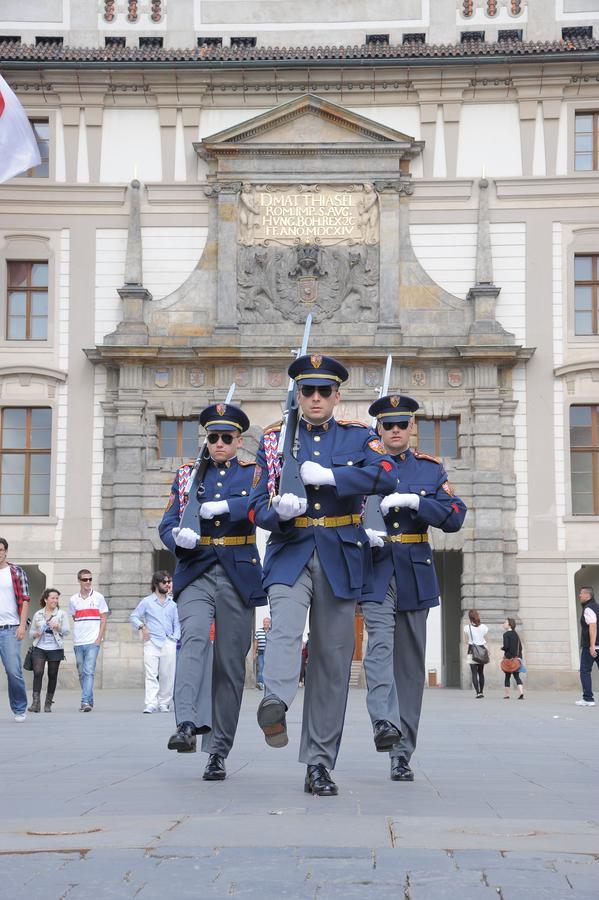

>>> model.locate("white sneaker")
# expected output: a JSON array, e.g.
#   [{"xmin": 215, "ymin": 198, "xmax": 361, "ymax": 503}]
[
  {"xmin": 158, "ymin": 705, "xmax": 170, "ymax": 712},
  {"xmin": 575, "ymin": 699, "xmax": 595, "ymax": 706},
  {"xmin": 143, "ymin": 705, "xmax": 157, "ymax": 714},
  {"xmin": 14, "ymin": 712, "xmax": 27, "ymax": 722}
]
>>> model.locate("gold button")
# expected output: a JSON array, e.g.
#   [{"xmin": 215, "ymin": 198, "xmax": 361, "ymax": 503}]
[
  {"xmin": 394, "ymin": 507, "xmax": 399, "ymax": 512},
  {"xmin": 314, "ymin": 485, "xmax": 320, "ymax": 491},
  {"xmin": 219, "ymin": 470, "xmax": 226, "ymax": 476},
  {"xmin": 426, "ymin": 559, "xmax": 431, "ymax": 565},
  {"xmin": 217, "ymin": 482, "xmax": 223, "ymax": 487},
  {"xmin": 214, "ymin": 520, "xmax": 221, "ymax": 526},
  {"xmin": 241, "ymin": 490, "xmax": 247, "ymax": 496},
  {"xmin": 393, "ymin": 522, "xmax": 399, "ymax": 528},
  {"xmin": 314, "ymin": 435, "xmax": 321, "ymax": 442},
  {"xmin": 314, "ymin": 503, "xmax": 321, "ymax": 510},
  {"xmin": 357, "ymin": 541, "xmax": 362, "ymax": 548},
  {"xmin": 251, "ymin": 558, "xmax": 257, "ymax": 564},
  {"xmin": 420, "ymin": 490, "xmax": 426, "ymax": 496},
  {"xmin": 215, "ymin": 493, "xmax": 221, "ymax": 499},
  {"xmin": 400, "ymin": 453, "xmax": 406, "ymax": 461},
  {"xmin": 314, "ymin": 450, "xmax": 320, "ymax": 456},
  {"xmin": 347, "ymin": 460, "xmax": 353, "ymax": 466}
]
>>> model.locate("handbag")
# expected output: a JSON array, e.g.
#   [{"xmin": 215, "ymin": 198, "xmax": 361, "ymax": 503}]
[
  {"xmin": 23, "ymin": 645, "xmax": 34, "ymax": 671},
  {"xmin": 501, "ymin": 657, "xmax": 521, "ymax": 673},
  {"xmin": 468, "ymin": 625, "xmax": 490, "ymax": 665}
]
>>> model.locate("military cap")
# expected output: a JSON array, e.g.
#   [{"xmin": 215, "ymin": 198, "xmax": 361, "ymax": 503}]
[
  {"xmin": 288, "ymin": 353, "xmax": 349, "ymax": 387},
  {"xmin": 199, "ymin": 403, "xmax": 250, "ymax": 433},
  {"xmin": 368, "ymin": 393, "xmax": 419, "ymax": 423}
]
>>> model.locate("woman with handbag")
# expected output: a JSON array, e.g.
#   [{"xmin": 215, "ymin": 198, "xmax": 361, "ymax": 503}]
[
  {"xmin": 501, "ymin": 618, "xmax": 524, "ymax": 700},
  {"xmin": 28, "ymin": 589, "xmax": 69, "ymax": 712},
  {"xmin": 463, "ymin": 609, "xmax": 489, "ymax": 698}
]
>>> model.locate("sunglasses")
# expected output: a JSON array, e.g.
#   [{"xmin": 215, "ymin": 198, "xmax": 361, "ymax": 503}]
[
  {"xmin": 79, "ymin": 577, "xmax": 93, "ymax": 582},
  {"xmin": 382, "ymin": 421, "xmax": 411, "ymax": 431},
  {"xmin": 300, "ymin": 385, "xmax": 333, "ymax": 398},
  {"xmin": 159, "ymin": 579, "xmax": 172, "ymax": 585},
  {"xmin": 207, "ymin": 433, "xmax": 235, "ymax": 445}
]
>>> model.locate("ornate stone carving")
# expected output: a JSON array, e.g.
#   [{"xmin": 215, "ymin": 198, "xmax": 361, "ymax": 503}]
[
  {"xmin": 237, "ymin": 243, "xmax": 379, "ymax": 324},
  {"xmin": 373, "ymin": 178, "xmax": 414, "ymax": 196}
]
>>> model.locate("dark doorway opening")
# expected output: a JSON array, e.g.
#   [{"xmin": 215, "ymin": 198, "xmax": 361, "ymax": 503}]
[
  {"xmin": 153, "ymin": 549, "xmax": 176, "ymax": 579},
  {"xmin": 22, "ymin": 565, "xmax": 47, "ymax": 608},
  {"xmin": 435, "ymin": 550, "xmax": 463, "ymax": 688}
]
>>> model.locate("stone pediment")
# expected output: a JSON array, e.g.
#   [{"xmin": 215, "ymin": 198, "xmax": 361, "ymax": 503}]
[{"xmin": 197, "ymin": 94, "xmax": 422, "ymax": 158}]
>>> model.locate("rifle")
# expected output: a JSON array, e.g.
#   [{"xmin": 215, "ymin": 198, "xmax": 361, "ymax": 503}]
[
  {"xmin": 277, "ymin": 314, "xmax": 312, "ymax": 497},
  {"xmin": 179, "ymin": 382, "xmax": 236, "ymax": 535},
  {"xmin": 363, "ymin": 354, "xmax": 393, "ymax": 532}
]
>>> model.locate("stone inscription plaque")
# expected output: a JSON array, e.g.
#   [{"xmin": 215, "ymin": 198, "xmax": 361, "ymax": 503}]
[{"xmin": 238, "ymin": 183, "xmax": 379, "ymax": 246}]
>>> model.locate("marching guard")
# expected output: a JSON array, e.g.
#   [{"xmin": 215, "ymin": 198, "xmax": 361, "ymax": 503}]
[
  {"xmin": 159, "ymin": 403, "xmax": 266, "ymax": 781},
  {"xmin": 361, "ymin": 394, "xmax": 467, "ymax": 781},
  {"xmin": 249, "ymin": 354, "xmax": 396, "ymax": 796}
]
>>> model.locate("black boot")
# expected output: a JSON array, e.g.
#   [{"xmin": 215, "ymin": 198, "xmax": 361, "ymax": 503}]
[
  {"xmin": 44, "ymin": 692, "xmax": 54, "ymax": 712},
  {"xmin": 28, "ymin": 692, "xmax": 41, "ymax": 713},
  {"xmin": 390, "ymin": 756, "xmax": 414, "ymax": 782},
  {"xmin": 257, "ymin": 697, "xmax": 288, "ymax": 748},
  {"xmin": 203, "ymin": 754, "xmax": 226, "ymax": 781},
  {"xmin": 167, "ymin": 722, "xmax": 197, "ymax": 753},
  {"xmin": 304, "ymin": 764, "xmax": 338, "ymax": 797},
  {"xmin": 373, "ymin": 720, "xmax": 401, "ymax": 752}
]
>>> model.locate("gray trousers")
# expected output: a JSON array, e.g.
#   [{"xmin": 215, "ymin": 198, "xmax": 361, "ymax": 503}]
[
  {"xmin": 361, "ymin": 577, "xmax": 428, "ymax": 763},
  {"xmin": 174, "ymin": 564, "xmax": 252, "ymax": 758},
  {"xmin": 264, "ymin": 552, "xmax": 356, "ymax": 770}
]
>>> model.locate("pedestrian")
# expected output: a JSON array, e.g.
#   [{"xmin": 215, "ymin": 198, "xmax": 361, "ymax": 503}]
[
  {"xmin": 28, "ymin": 589, "xmax": 69, "ymax": 713},
  {"xmin": 159, "ymin": 403, "xmax": 267, "ymax": 782},
  {"xmin": 254, "ymin": 616, "xmax": 270, "ymax": 689},
  {"xmin": 463, "ymin": 609, "xmax": 489, "ymax": 698},
  {"xmin": 0, "ymin": 537, "xmax": 30, "ymax": 722},
  {"xmin": 68, "ymin": 569, "xmax": 108, "ymax": 711},
  {"xmin": 249, "ymin": 354, "xmax": 396, "ymax": 797},
  {"xmin": 501, "ymin": 618, "xmax": 524, "ymax": 699},
  {"xmin": 575, "ymin": 586, "xmax": 599, "ymax": 707},
  {"xmin": 130, "ymin": 571, "xmax": 179, "ymax": 714},
  {"xmin": 361, "ymin": 394, "xmax": 467, "ymax": 782}
]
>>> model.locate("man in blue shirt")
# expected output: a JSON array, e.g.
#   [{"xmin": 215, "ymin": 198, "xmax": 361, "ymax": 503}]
[{"xmin": 130, "ymin": 570, "xmax": 179, "ymax": 714}]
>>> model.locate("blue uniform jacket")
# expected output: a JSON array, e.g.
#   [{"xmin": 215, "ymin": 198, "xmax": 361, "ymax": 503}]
[
  {"xmin": 361, "ymin": 448, "xmax": 467, "ymax": 610},
  {"xmin": 158, "ymin": 457, "xmax": 267, "ymax": 607},
  {"xmin": 248, "ymin": 418, "xmax": 397, "ymax": 601}
]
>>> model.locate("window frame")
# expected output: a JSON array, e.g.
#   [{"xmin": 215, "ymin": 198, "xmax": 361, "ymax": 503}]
[
  {"xmin": 569, "ymin": 404, "xmax": 599, "ymax": 516},
  {"xmin": 0, "ymin": 406, "xmax": 52, "ymax": 517},
  {"xmin": 25, "ymin": 117, "xmax": 50, "ymax": 178},
  {"xmin": 0, "ymin": 236, "xmax": 54, "ymax": 348},
  {"xmin": 415, "ymin": 417, "xmax": 460, "ymax": 459},
  {"xmin": 574, "ymin": 254, "xmax": 599, "ymax": 336},
  {"xmin": 571, "ymin": 105, "xmax": 599, "ymax": 175},
  {"xmin": 157, "ymin": 418, "xmax": 198, "ymax": 459},
  {"xmin": 6, "ymin": 260, "xmax": 49, "ymax": 341}
]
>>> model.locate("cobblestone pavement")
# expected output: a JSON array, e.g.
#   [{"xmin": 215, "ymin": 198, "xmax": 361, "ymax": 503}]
[{"xmin": 1, "ymin": 687, "xmax": 597, "ymax": 898}]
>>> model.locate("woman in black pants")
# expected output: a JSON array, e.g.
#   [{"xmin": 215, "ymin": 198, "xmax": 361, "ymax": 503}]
[
  {"xmin": 502, "ymin": 617, "xmax": 524, "ymax": 699},
  {"xmin": 463, "ymin": 609, "xmax": 488, "ymax": 698},
  {"xmin": 28, "ymin": 589, "xmax": 69, "ymax": 712}
]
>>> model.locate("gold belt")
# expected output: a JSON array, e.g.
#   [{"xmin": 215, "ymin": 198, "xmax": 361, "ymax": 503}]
[
  {"xmin": 294, "ymin": 514, "xmax": 362, "ymax": 528},
  {"xmin": 198, "ymin": 535, "xmax": 256, "ymax": 546},
  {"xmin": 384, "ymin": 533, "xmax": 429, "ymax": 544}
]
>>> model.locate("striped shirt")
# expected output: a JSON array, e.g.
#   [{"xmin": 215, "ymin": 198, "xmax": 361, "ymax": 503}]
[
  {"xmin": 69, "ymin": 590, "xmax": 108, "ymax": 646},
  {"xmin": 255, "ymin": 628, "xmax": 268, "ymax": 653}
]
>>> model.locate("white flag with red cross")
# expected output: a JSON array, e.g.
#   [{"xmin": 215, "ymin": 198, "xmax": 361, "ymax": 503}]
[{"xmin": 0, "ymin": 72, "xmax": 42, "ymax": 183}]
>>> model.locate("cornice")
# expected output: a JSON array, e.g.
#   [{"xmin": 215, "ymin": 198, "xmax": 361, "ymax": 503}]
[
  {"xmin": 554, "ymin": 360, "xmax": 599, "ymax": 378},
  {"xmin": 0, "ymin": 365, "xmax": 67, "ymax": 383}
]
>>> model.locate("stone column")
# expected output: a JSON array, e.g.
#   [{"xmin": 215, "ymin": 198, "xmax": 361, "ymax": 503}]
[
  {"xmin": 419, "ymin": 103, "xmax": 438, "ymax": 178},
  {"xmin": 85, "ymin": 104, "xmax": 104, "ymax": 183},
  {"xmin": 542, "ymin": 98, "xmax": 562, "ymax": 177},
  {"xmin": 442, "ymin": 102, "xmax": 461, "ymax": 178},
  {"xmin": 61, "ymin": 104, "xmax": 80, "ymax": 183},
  {"xmin": 215, "ymin": 181, "xmax": 241, "ymax": 334},
  {"xmin": 159, "ymin": 105, "xmax": 177, "ymax": 183},
  {"xmin": 518, "ymin": 99, "xmax": 537, "ymax": 177}
]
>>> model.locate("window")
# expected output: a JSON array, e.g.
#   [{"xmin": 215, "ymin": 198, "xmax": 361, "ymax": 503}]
[
  {"xmin": 158, "ymin": 419, "xmax": 198, "ymax": 458},
  {"xmin": 498, "ymin": 29, "xmax": 523, "ymax": 42},
  {"xmin": 570, "ymin": 405, "xmax": 599, "ymax": 515},
  {"xmin": 461, "ymin": 31, "xmax": 485, "ymax": 42},
  {"xmin": 562, "ymin": 27, "xmax": 592, "ymax": 41},
  {"xmin": 105, "ymin": 36, "xmax": 126, "ymax": 48},
  {"xmin": 139, "ymin": 36, "xmax": 163, "ymax": 49},
  {"xmin": 402, "ymin": 33, "xmax": 426, "ymax": 44},
  {"xmin": 26, "ymin": 119, "xmax": 49, "ymax": 177},
  {"xmin": 198, "ymin": 37, "xmax": 222, "ymax": 47},
  {"xmin": 230, "ymin": 37, "xmax": 256, "ymax": 48},
  {"xmin": 6, "ymin": 261, "xmax": 48, "ymax": 341},
  {"xmin": 417, "ymin": 418, "xmax": 459, "ymax": 458},
  {"xmin": 575, "ymin": 112, "xmax": 599, "ymax": 171},
  {"xmin": 574, "ymin": 255, "xmax": 599, "ymax": 335},
  {"xmin": 35, "ymin": 36, "xmax": 63, "ymax": 46},
  {"xmin": 0, "ymin": 408, "xmax": 51, "ymax": 515},
  {"xmin": 366, "ymin": 34, "xmax": 389, "ymax": 44}
]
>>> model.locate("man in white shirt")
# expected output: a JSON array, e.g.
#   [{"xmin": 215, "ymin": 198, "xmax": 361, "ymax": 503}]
[
  {"xmin": 68, "ymin": 569, "xmax": 108, "ymax": 711},
  {"xmin": 0, "ymin": 537, "xmax": 30, "ymax": 721}
]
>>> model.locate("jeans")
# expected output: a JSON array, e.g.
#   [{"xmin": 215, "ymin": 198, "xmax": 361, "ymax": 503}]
[
  {"xmin": 256, "ymin": 651, "xmax": 265, "ymax": 685},
  {"xmin": 0, "ymin": 625, "xmax": 28, "ymax": 715},
  {"xmin": 74, "ymin": 643, "xmax": 101, "ymax": 706},
  {"xmin": 580, "ymin": 646, "xmax": 599, "ymax": 702}
]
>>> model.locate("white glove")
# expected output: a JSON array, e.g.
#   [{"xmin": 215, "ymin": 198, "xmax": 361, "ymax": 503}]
[
  {"xmin": 365, "ymin": 528, "xmax": 386, "ymax": 549},
  {"xmin": 172, "ymin": 526, "xmax": 200, "ymax": 549},
  {"xmin": 272, "ymin": 493, "xmax": 308, "ymax": 521},
  {"xmin": 300, "ymin": 461, "xmax": 336, "ymax": 486},
  {"xmin": 380, "ymin": 492, "xmax": 421, "ymax": 515},
  {"xmin": 199, "ymin": 500, "xmax": 229, "ymax": 519}
]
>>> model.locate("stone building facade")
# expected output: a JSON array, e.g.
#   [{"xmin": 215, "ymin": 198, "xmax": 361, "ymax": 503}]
[{"xmin": 1, "ymin": 0, "xmax": 599, "ymax": 690}]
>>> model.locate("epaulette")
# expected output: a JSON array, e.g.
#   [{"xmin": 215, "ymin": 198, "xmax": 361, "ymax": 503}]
[
  {"xmin": 238, "ymin": 459, "xmax": 254, "ymax": 466},
  {"xmin": 264, "ymin": 420, "xmax": 282, "ymax": 434},
  {"xmin": 337, "ymin": 419, "xmax": 367, "ymax": 428},
  {"xmin": 414, "ymin": 449, "xmax": 442, "ymax": 464}
]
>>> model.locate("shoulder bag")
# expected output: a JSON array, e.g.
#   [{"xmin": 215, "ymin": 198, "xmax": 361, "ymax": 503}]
[{"xmin": 468, "ymin": 625, "xmax": 490, "ymax": 665}]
